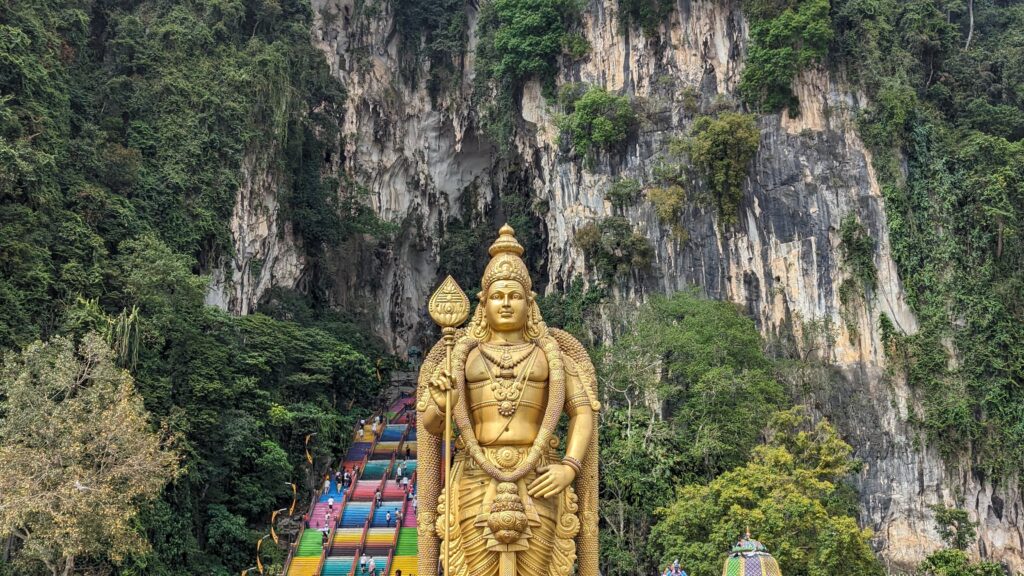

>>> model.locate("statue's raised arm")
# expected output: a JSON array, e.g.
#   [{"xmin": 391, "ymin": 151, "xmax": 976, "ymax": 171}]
[{"xmin": 417, "ymin": 224, "xmax": 600, "ymax": 576}]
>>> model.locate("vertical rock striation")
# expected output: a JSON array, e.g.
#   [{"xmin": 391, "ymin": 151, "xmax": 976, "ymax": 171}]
[{"xmin": 205, "ymin": 147, "xmax": 306, "ymax": 314}]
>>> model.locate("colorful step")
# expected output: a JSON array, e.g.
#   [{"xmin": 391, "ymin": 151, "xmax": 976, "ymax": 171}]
[
  {"xmin": 381, "ymin": 424, "xmax": 405, "ymax": 441},
  {"xmin": 331, "ymin": 527, "xmax": 363, "ymax": 555},
  {"xmin": 372, "ymin": 441, "xmax": 400, "ymax": 457},
  {"xmin": 389, "ymin": 556, "xmax": 416, "ymax": 576},
  {"xmin": 371, "ymin": 502, "xmax": 404, "ymax": 528},
  {"xmin": 361, "ymin": 460, "xmax": 390, "ymax": 480},
  {"xmin": 323, "ymin": 556, "xmax": 355, "ymax": 576},
  {"xmin": 288, "ymin": 556, "xmax": 321, "ymax": 576},
  {"xmin": 351, "ymin": 480, "xmax": 380, "ymax": 502},
  {"xmin": 395, "ymin": 528, "xmax": 416, "ymax": 555},
  {"xmin": 363, "ymin": 527, "xmax": 394, "ymax": 553},
  {"xmin": 310, "ymin": 501, "xmax": 337, "ymax": 530},
  {"xmin": 346, "ymin": 442, "xmax": 373, "ymax": 462},
  {"xmin": 340, "ymin": 501, "xmax": 372, "ymax": 528},
  {"xmin": 381, "ymin": 480, "xmax": 406, "ymax": 501}
]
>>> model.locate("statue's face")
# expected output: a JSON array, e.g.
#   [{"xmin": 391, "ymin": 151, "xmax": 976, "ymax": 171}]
[{"xmin": 484, "ymin": 280, "xmax": 529, "ymax": 333}]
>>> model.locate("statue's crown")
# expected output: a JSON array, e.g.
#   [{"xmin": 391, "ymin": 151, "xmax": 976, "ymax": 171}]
[
  {"xmin": 482, "ymin": 224, "xmax": 531, "ymax": 292},
  {"xmin": 488, "ymin": 223, "xmax": 525, "ymax": 257}
]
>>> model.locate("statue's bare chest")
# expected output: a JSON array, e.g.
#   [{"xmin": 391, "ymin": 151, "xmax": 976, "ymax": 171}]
[{"xmin": 464, "ymin": 345, "xmax": 549, "ymax": 410}]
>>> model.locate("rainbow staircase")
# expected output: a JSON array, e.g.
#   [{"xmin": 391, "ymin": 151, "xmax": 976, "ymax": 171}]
[
  {"xmin": 288, "ymin": 528, "xmax": 326, "ymax": 576},
  {"xmin": 285, "ymin": 389, "xmax": 420, "ymax": 576}
]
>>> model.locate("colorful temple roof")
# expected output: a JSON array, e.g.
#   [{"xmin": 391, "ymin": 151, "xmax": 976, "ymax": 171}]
[{"xmin": 722, "ymin": 532, "xmax": 782, "ymax": 576}]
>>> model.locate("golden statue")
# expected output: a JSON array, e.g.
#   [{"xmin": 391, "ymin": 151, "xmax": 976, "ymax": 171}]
[{"xmin": 417, "ymin": 224, "xmax": 600, "ymax": 576}]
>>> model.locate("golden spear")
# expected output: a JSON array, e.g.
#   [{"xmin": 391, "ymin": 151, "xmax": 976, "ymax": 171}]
[{"xmin": 427, "ymin": 275, "xmax": 470, "ymax": 575}]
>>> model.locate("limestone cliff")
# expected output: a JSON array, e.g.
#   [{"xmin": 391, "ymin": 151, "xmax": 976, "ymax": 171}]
[{"xmin": 215, "ymin": 0, "xmax": 1022, "ymax": 571}]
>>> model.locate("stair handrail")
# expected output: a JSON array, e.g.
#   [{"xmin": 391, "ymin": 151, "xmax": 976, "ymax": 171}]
[{"xmin": 281, "ymin": 540, "xmax": 297, "ymax": 575}]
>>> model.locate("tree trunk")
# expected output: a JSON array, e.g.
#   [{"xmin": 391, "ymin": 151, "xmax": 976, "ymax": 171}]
[{"xmin": 965, "ymin": 0, "xmax": 974, "ymax": 49}]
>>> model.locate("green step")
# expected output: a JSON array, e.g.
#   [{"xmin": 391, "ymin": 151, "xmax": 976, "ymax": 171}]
[
  {"xmin": 297, "ymin": 529, "xmax": 325, "ymax": 556},
  {"xmin": 395, "ymin": 528, "xmax": 416, "ymax": 555}
]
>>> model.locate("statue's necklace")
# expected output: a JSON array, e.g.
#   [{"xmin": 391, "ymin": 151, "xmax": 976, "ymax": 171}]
[
  {"xmin": 478, "ymin": 342, "xmax": 536, "ymax": 371},
  {"xmin": 479, "ymin": 344, "xmax": 538, "ymax": 417}
]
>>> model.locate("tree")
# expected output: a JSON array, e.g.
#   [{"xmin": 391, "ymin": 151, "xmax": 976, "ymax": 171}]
[
  {"xmin": 596, "ymin": 291, "xmax": 787, "ymax": 576},
  {"xmin": 916, "ymin": 505, "xmax": 1004, "ymax": 576},
  {"xmin": 650, "ymin": 408, "xmax": 882, "ymax": 576},
  {"xmin": 0, "ymin": 333, "xmax": 178, "ymax": 576},
  {"xmin": 917, "ymin": 549, "xmax": 1005, "ymax": 576},
  {"xmin": 930, "ymin": 505, "xmax": 978, "ymax": 551},
  {"xmin": 686, "ymin": 113, "xmax": 761, "ymax": 226}
]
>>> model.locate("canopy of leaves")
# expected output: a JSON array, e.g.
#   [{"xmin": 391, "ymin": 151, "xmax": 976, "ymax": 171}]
[
  {"xmin": 0, "ymin": 0, "xmax": 391, "ymax": 573},
  {"xmin": 650, "ymin": 408, "xmax": 882, "ymax": 576},
  {"xmin": 0, "ymin": 333, "xmax": 178, "ymax": 576},
  {"xmin": 596, "ymin": 291, "xmax": 787, "ymax": 576},
  {"xmin": 575, "ymin": 217, "xmax": 654, "ymax": 282},
  {"xmin": 917, "ymin": 549, "xmax": 1005, "ymax": 576},
  {"xmin": 558, "ymin": 86, "xmax": 637, "ymax": 163},
  {"xmin": 833, "ymin": 0, "xmax": 1024, "ymax": 476},
  {"xmin": 686, "ymin": 113, "xmax": 761, "ymax": 226},
  {"xmin": 739, "ymin": 0, "xmax": 834, "ymax": 112},
  {"xmin": 474, "ymin": 0, "xmax": 582, "ymax": 144}
]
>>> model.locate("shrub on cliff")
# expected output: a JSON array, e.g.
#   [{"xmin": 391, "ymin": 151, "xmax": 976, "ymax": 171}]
[
  {"xmin": 686, "ymin": 113, "xmax": 760, "ymax": 226},
  {"xmin": 575, "ymin": 216, "xmax": 653, "ymax": 280},
  {"xmin": 558, "ymin": 86, "xmax": 637, "ymax": 164}
]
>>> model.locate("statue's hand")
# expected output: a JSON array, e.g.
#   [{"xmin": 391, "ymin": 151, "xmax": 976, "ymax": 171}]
[
  {"xmin": 428, "ymin": 368, "xmax": 457, "ymax": 410},
  {"xmin": 526, "ymin": 464, "xmax": 576, "ymax": 499}
]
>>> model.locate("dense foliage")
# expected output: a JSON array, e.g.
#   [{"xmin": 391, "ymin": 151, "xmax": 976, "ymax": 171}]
[
  {"xmin": 650, "ymin": 409, "xmax": 881, "ymax": 576},
  {"xmin": 0, "ymin": 0, "xmax": 389, "ymax": 573},
  {"xmin": 575, "ymin": 216, "xmax": 654, "ymax": 282},
  {"xmin": 597, "ymin": 292, "xmax": 788, "ymax": 576},
  {"xmin": 686, "ymin": 113, "xmax": 761, "ymax": 226},
  {"xmin": 916, "ymin": 505, "xmax": 1004, "ymax": 575},
  {"xmin": 474, "ymin": 0, "xmax": 584, "ymax": 144},
  {"xmin": 615, "ymin": 0, "xmax": 675, "ymax": 35},
  {"xmin": 392, "ymin": 0, "xmax": 468, "ymax": 99},
  {"xmin": 0, "ymin": 333, "xmax": 178, "ymax": 576},
  {"xmin": 830, "ymin": 0, "xmax": 1024, "ymax": 475},
  {"xmin": 739, "ymin": 0, "xmax": 834, "ymax": 112},
  {"xmin": 558, "ymin": 86, "xmax": 637, "ymax": 163}
]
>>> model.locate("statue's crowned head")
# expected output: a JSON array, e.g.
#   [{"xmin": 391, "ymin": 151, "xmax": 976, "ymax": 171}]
[{"xmin": 470, "ymin": 224, "xmax": 546, "ymax": 340}]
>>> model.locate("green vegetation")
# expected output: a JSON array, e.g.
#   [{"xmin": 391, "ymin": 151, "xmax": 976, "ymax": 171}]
[
  {"xmin": 687, "ymin": 113, "xmax": 761, "ymax": 226},
  {"xmin": 838, "ymin": 216, "xmax": 878, "ymax": 293},
  {"xmin": 0, "ymin": 0, "xmax": 391, "ymax": 573},
  {"xmin": 536, "ymin": 278, "xmax": 605, "ymax": 341},
  {"xmin": 646, "ymin": 185, "xmax": 688, "ymax": 241},
  {"xmin": 558, "ymin": 86, "xmax": 637, "ymax": 164},
  {"xmin": 739, "ymin": 0, "xmax": 833, "ymax": 113},
  {"xmin": 597, "ymin": 291, "xmax": 788, "ymax": 576},
  {"xmin": 616, "ymin": 0, "xmax": 674, "ymax": 35},
  {"xmin": 832, "ymin": 0, "xmax": 1024, "ymax": 475},
  {"xmin": 0, "ymin": 333, "xmax": 179, "ymax": 576},
  {"xmin": 575, "ymin": 217, "xmax": 654, "ymax": 281},
  {"xmin": 607, "ymin": 177, "xmax": 643, "ymax": 211},
  {"xmin": 438, "ymin": 184, "xmax": 548, "ymax": 298},
  {"xmin": 392, "ymin": 0, "xmax": 468, "ymax": 99},
  {"xmin": 651, "ymin": 408, "xmax": 881, "ymax": 576},
  {"xmin": 915, "ymin": 506, "xmax": 1003, "ymax": 576},
  {"xmin": 474, "ymin": 0, "xmax": 584, "ymax": 144}
]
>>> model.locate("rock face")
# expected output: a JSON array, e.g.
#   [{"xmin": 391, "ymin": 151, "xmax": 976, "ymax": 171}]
[
  {"xmin": 205, "ymin": 147, "xmax": 306, "ymax": 314},
  {"xmin": 216, "ymin": 0, "xmax": 1022, "ymax": 571}
]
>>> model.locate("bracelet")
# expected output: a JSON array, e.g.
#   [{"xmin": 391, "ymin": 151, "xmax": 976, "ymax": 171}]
[{"xmin": 561, "ymin": 456, "xmax": 582, "ymax": 475}]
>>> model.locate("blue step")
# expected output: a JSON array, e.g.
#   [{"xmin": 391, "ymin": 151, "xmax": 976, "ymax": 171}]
[
  {"xmin": 371, "ymin": 502, "xmax": 404, "ymax": 527},
  {"xmin": 381, "ymin": 424, "xmax": 405, "ymax": 441},
  {"xmin": 340, "ymin": 502, "xmax": 372, "ymax": 528},
  {"xmin": 323, "ymin": 556, "xmax": 355, "ymax": 576}
]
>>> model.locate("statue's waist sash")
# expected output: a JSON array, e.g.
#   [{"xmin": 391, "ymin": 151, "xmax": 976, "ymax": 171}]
[{"xmin": 453, "ymin": 446, "xmax": 559, "ymax": 552}]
